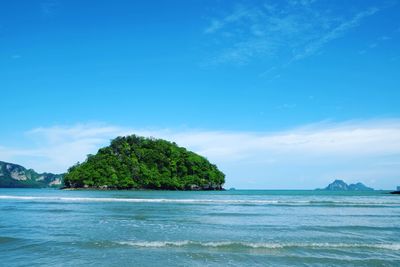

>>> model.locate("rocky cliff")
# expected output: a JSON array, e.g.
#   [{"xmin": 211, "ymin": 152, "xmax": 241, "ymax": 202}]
[{"xmin": 0, "ymin": 161, "xmax": 63, "ymax": 188}]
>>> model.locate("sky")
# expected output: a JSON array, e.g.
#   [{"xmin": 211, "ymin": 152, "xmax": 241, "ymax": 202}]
[{"xmin": 1, "ymin": 0, "xmax": 400, "ymax": 189}]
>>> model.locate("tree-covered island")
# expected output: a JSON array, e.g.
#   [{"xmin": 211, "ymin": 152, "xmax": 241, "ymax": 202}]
[{"xmin": 63, "ymin": 135, "xmax": 225, "ymax": 190}]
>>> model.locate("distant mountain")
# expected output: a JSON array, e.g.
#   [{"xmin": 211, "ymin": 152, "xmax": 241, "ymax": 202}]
[
  {"xmin": 318, "ymin": 179, "xmax": 374, "ymax": 191},
  {"xmin": 347, "ymin": 182, "xmax": 374, "ymax": 191},
  {"xmin": 0, "ymin": 161, "xmax": 63, "ymax": 188}
]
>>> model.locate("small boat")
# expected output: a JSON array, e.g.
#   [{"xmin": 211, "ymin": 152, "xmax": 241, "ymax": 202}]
[{"xmin": 390, "ymin": 191, "xmax": 400, "ymax": 194}]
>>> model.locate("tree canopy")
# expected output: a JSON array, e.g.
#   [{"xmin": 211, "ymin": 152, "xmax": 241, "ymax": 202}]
[{"xmin": 63, "ymin": 135, "xmax": 225, "ymax": 190}]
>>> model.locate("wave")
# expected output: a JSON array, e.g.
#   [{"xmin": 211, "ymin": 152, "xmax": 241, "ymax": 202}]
[
  {"xmin": 117, "ymin": 240, "xmax": 400, "ymax": 251},
  {"xmin": 0, "ymin": 196, "xmax": 278, "ymax": 204},
  {"xmin": 0, "ymin": 195, "xmax": 399, "ymax": 206}
]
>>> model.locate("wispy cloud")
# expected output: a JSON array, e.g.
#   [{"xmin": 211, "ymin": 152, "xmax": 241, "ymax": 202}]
[
  {"xmin": 291, "ymin": 7, "xmax": 379, "ymax": 61},
  {"xmin": 1, "ymin": 120, "xmax": 400, "ymax": 189},
  {"xmin": 276, "ymin": 103, "xmax": 297, "ymax": 109},
  {"xmin": 40, "ymin": 0, "xmax": 60, "ymax": 17},
  {"xmin": 203, "ymin": 1, "xmax": 383, "ymax": 69},
  {"xmin": 358, "ymin": 27, "xmax": 398, "ymax": 55}
]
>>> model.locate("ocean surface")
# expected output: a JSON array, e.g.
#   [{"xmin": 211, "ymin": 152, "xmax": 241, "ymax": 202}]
[{"xmin": 0, "ymin": 189, "xmax": 399, "ymax": 266}]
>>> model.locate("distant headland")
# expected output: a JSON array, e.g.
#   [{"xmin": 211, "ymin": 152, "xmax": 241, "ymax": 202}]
[
  {"xmin": 0, "ymin": 161, "xmax": 62, "ymax": 188},
  {"xmin": 317, "ymin": 179, "xmax": 374, "ymax": 191}
]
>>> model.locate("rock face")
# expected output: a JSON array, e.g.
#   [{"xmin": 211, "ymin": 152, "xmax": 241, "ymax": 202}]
[
  {"xmin": 320, "ymin": 179, "xmax": 374, "ymax": 191},
  {"xmin": 0, "ymin": 161, "xmax": 63, "ymax": 188}
]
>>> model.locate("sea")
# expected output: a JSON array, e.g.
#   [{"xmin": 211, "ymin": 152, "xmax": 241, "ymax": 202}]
[{"xmin": 0, "ymin": 189, "xmax": 399, "ymax": 267}]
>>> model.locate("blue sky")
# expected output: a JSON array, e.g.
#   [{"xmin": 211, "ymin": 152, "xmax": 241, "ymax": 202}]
[{"xmin": 1, "ymin": 0, "xmax": 400, "ymax": 189}]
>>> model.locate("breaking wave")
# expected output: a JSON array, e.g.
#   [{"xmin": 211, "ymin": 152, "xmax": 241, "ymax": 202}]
[
  {"xmin": 117, "ymin": 240, "xmax": 400, "ymax": 250},
  {"xmin": 1, "ymin": 195, "xmax": 399, "ymax": 207}
]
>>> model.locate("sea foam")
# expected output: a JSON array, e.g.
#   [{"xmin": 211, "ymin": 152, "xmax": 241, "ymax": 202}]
[
  {"xmin": 0, "ymin": 195, "xmax": 399, "ymax": 206},
  {"xmin": 117, "ymin": 240, "xmax": 400, "ymax": 250}
]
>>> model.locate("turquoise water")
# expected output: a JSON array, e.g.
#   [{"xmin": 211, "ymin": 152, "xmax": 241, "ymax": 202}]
[{"xmin": 0, "ymin": 189, "xmax": 399, "ymax": 266}]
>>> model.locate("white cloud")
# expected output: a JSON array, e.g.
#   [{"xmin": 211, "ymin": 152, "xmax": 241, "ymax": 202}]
[
  {"xmin": 0, "ymin": 124, "xmax": 130, "ymax": 174},
  {"xmin": 291, "ymin": 7, "xmax": 379, "ymax": 61},
  {"xmin": 1, "ymin": 120, "xmax": 400, "ymax": 189},
  {"xmin": 203, "ymin": 2, "xmax": 384, "ymax": 69}
]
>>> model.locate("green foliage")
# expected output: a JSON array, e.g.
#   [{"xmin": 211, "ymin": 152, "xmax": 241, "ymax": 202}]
[{"xmin": 63, "ymin": 135, "xmax": 225, "ymax": 190}]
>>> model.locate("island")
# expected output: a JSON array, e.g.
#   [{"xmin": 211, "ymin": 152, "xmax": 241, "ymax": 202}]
[
  {"xmin": 390, "ymin": 186, "xmax": 400, "ymax": 194},
  {"xmin": 317, "ymin": 179, "xmax": 374, "ymax": 191},
  {"xmin": 0, "ymin": 161, "xmax": 63, "ymax": 188},
  {"xmin": 63, "ymin": 135, "xmax": 225, "ymax": 190}
]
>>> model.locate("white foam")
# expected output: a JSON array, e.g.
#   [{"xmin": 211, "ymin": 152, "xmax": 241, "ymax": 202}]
[
  {"xmin": 0, "ymin": 195, "xmax": 399, "ymax": 206},
  {"xmin": 118, "ymin": 241, "xmax": 192, "ymax": 247},
  {"xmin": 117, "ymin": 241, "xmax": 400, "ymax": 250},
  {"xmin": 117, "ymin": 240, "xmax": 283, "ymax": 248},
  {"xmin": 0, "ymin": 195, "xmax": 279, "ymax": 204}
]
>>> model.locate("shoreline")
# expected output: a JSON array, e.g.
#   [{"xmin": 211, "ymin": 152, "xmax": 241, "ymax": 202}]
[{"xmin": 60, "ymin": 187, "xmax": 226, "ymax": 191}]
